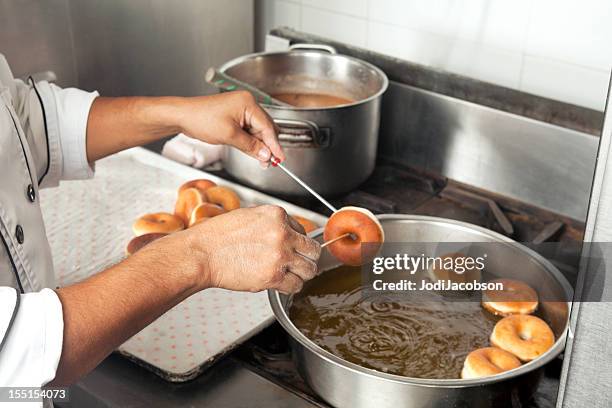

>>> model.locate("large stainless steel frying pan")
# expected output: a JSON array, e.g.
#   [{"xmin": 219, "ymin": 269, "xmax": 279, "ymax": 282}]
[{"xmin": 269, "ymin": 215, "xmax": 572, "ymax": 408}]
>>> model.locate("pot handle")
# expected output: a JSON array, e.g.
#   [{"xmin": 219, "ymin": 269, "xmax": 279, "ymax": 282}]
[
  {"xmin": 288, "ymin": 43, "xmax": 337, "ymax": 54},
  {"xmin": 274, "ymin": 118, "xmax": 330, "ymax": 148}
]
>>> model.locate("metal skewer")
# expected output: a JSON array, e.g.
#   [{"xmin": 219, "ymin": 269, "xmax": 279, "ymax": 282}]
[
  {"xmin": 320, "ymin": 233, "xmax": 352, "ymax": 248},
  {"xmin": 271, "ymin": 158, "xmax": 338, "ymax": 213}
]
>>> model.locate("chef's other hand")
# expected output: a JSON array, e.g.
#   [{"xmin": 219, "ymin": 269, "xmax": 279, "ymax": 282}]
[
  {"xmin": 178, "ymin": 91, "xmax": 284, "ymax": 165},
  {"xmin": 156, "ymin": 205, "xmax": 320, "ymax": 294}
]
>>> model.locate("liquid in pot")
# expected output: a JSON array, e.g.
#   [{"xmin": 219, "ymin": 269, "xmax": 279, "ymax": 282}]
[
  {"xmin": 289, "ymin": 265, "xmax": 502, "ymax": 379},
  {"xmin": 273, "ymin": 93, "xmax": 353, "ymax": 108}
]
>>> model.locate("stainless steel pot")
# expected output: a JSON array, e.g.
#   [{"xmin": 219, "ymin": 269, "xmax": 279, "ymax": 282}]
[
  {"xmin": 220, "ymin": 44, "xmax": 388, "ymax": 197},
  {"xmin": 269, "ymin": 215, "xmax": 572, "ymax": 408}
]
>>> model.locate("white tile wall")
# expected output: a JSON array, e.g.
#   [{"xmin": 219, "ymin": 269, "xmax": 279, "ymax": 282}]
[
  {"xmin": 301, "ymin": 6, "xmax": 367, "ymax": 47},
  {"xmin": 259, "ymin": 0, "xmax": 612, "ymax": 111}
]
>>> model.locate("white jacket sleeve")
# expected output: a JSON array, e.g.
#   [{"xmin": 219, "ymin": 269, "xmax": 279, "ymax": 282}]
[
  {"xmin": 0, "ymin": 287, "xmax": 64, "ymax": 386},
  {"xmin": 8, "ymin": 74, "xmax": 98, "ymax": 188}
]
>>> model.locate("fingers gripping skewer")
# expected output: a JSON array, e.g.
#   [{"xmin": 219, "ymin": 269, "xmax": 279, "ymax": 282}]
[
  {"xmin": 269, "ymin": 158, "xmax": 384, "ymax": 265},
  {"xmin": 270, "ymin": 157, "xmax": 347, "ymax": 248}
]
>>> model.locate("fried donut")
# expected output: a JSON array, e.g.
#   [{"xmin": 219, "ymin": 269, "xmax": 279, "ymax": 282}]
[
  {"xmin": 179, "ymin": 179, "xmax": 216, "ymax": 193},
  {"xmin": 292, "ymin": 215, "xmax": 319, "ymax": 234},
  {"xmin": 490, "ymin": 315, "xmax": 555, "ymax": 362},
  {"xmin": 175, "ymin": 187, "xmax": 207, "ymax": 225},
  {"xmin": 427, "ymin": 252, "xmax": 482, "ymax": 284},
  {"xmin": 461, "ymin": 347, "xmax": 521, "ymax": 379},
  {"xmin": 189, "ymin": 202, "xmax": 226, "ymax": 227},
  {"xmin": 205, "ymin": 186, "xmax": 240, "ymax": 211},
  {"xmin": 323, "ymin": 206, "xmax": 384, "ymax": 266},
  {"xmin": 482, "ymin": 279, "xmax": 539, "ymax": 316},
  {"xmin": 133, "ymin": 212, "xmax": 184, "ymax": 236},
  {"xmin": 126, "ymin": 233, "xmax": 167, "ymax": 256}
]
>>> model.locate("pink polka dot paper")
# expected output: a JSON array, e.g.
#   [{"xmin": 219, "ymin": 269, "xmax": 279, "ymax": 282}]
[{"xmin": 40, "ymin": 148, "xmax": 327, "ymax": 381}]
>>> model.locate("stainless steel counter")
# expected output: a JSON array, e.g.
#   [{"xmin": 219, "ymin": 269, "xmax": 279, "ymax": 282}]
[{"xmin": 59, "ymin": 354, "xmax": 316, "ymax": 408}]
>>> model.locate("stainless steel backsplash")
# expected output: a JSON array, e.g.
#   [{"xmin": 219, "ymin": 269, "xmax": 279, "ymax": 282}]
[
  {"xmin": 267, "ymin": 32, "xmax": 601, "ymax": 222},
  {"xmin": 378, "ymin": 82, "xmax": 599, "ymax": 221},
  {"xmin": 0, "ymin": 0, "xmax": 77, "ymax": 86},
  {"xmin": 0, "ymin": 0, "xmax": 254, "ymax": 95}
]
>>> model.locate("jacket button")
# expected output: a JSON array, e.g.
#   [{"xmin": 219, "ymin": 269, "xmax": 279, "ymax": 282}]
[
  {"xmin": 27, "ymin": 184, "xmax": 36, "ymax": 202},
  {"xmin": 15, "ymin": 225, "xmax": 24, "ymax": 244}
]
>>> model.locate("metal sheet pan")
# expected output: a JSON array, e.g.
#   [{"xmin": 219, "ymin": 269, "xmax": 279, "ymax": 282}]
[{"xmin": 40, "ymin": 147, "xmax": 327, "ymax": 382}]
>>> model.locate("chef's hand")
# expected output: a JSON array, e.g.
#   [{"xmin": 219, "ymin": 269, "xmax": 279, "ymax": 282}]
[
  {"xmin": 178, "ymin": 91, "xmax": 284, "ymax": 166},
  {"xmin": 157, "ymin": 205, "xmax": 320, "ymax": 293},
  {"xmin": 52, "ymin": 205, "xmax": 316, "ymax": 386}
]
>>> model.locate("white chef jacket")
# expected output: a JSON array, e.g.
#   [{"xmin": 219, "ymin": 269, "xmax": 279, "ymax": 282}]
[{"xmin": 0, "ymin": 53, "xmax": 98, "ymax": 397}]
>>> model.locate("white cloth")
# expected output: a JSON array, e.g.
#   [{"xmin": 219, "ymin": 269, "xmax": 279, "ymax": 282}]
[
  {"xmin": 0, "ymin": 52, "xmax": 98, "ymax": 398},
  {"xmin": 0, "ymin": 288, "xmax": 64, "ymax": 385},
  {"xmin": 161, "ymin": 133, "xmax": 225, "ymax": 168}
]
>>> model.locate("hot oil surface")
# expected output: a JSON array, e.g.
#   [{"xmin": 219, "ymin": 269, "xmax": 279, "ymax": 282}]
[
  {"xmin": 289, "ymin": 265, "xmax": 500, "ymax": 379},
  {"xmin": 273, "ymin": 93, "xmax": 353, "ymax": 108}
]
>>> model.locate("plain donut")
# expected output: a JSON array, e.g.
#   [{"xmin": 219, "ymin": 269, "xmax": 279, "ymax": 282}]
[
  {"xmin": 292, "ymin": 215, "xmax": 319, "ymax": 234},
  {"xmin": 461, "ymin": 347, "xmax": 521, "ymax": 379},
  {"xmin": 174, "ymin": 187, "xmax": 206, "ymax": 225},
  {"xmin": 189, "ymin": 202, "xmax": 226, "ymax": 227},
  {"xmin": 482, "ymin": 279, "xmax": 539, "ymax": 316},
  {"xmin": 323, "ymin": 206, "xmax": 384, "ymax": 266},
  {"xmin": 205, "ymin": 186, "xmax": 241, "ymax": 211},
  {"xmin": 178, "ymin": 179, "xmax": 216, "ymax": 194},
  {"xmin": 490, "ymin": 315, "xmax": 554, "ymax": 362},
  {"xmin": 132, "ymin": 212, "xmax": 184, "ymax": 236}
]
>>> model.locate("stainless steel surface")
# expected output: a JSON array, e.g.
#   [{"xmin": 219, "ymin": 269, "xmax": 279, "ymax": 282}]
[
  {"xmin": 269, "ymin": 215, "xmax": 572, "ymax": 408},
  {"xmin": 288, "ymin": 43, "xmax": 337, "ymax": 54},
  {"xmin": 2, "ymin": 0, "xmax": 254, "ymax": 96},
  {"xmin": 0, "ymin": 0, "xmax": 77, "ymax": 86},
  {"xmin": 221, "ymin": 46, "xmax": 388, "ymax": 197},
  {"xmin": 64, "ymin": 355, "xmax": 317, "ymax": 408},
  {"xmin": 379, "ymin": 81, "xmax": 599, "ymax": 221},
  {"xmin": 69, "ymin": 0, "xmax": 254, "ymax": 96},
  {"xmin": 274, "ymin": 118, "xmax": 328, "ymax": 147},
  {"xmin": 274, "ymin": 159, "xmax": 338, "ymax": 213},
  {"xmin": 558, "ymin": 76, "xmax": 612, "ymax": 407}
]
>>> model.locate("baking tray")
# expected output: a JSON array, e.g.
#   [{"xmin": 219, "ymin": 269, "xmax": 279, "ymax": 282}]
[{"xmin": 39, "ymin": 147, "xmax": 328, "ymax": 382}]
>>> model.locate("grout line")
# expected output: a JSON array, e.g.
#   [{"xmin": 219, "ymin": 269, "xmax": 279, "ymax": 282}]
[
  {"xmin": 522, "ymin": 53, "xmax": 611, "ymax": 74},
  {"xmin": 518, "ymin": 0, "xmax": 535, "ymax": 90},
  {"xmin": 298, "ymin": 2, "xmax": 369, "ymax": 20}
]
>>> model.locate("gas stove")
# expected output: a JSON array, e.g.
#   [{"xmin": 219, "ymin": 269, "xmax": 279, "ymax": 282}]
[{"xmin": 225, "ymin": 160, "xmax": 584, "ymax": 408}]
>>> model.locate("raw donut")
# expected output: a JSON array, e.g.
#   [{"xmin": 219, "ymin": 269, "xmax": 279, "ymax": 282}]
[
  {"xmin": 490, "ymin": 315, "xmax": 555, "ymax": 362},
  {"xmin": 175, "ymin": 187, "xmax": 206, "ymax": 225},
  {"xmin": 189, "ymin": 202, "xmax": 226, "ymax": 227},
  {"xmin": 205, "ymin": 186, "xmax": 240, "ymax": 211},
  {"xmin": 323, "ymin": 206, "xmax": 384, "ymax": 266},
  {"xmin": 126, "ymin": 233, "xmax": 167, "ymax": 256},
  {"xmin": 461, "ymin": 347, "xmax": 521, "ymax": 379},
  {"xmin": 179, "ymin": 179, "xmax": 216, "ymax": 193},
  {"xmin": 292, "ymin": 215, "xmax": 319, "ymax": 233},
  {"xmin": 132, "ymin": 212, "xmax": 184, "ymax": 236},
  {"xmin": 427, "ymin": 252, "xmax": 482, "ymax": 284},
  {"xmin": 482, "ymin": 279, "xmax": 539, "ymax": 316}
]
